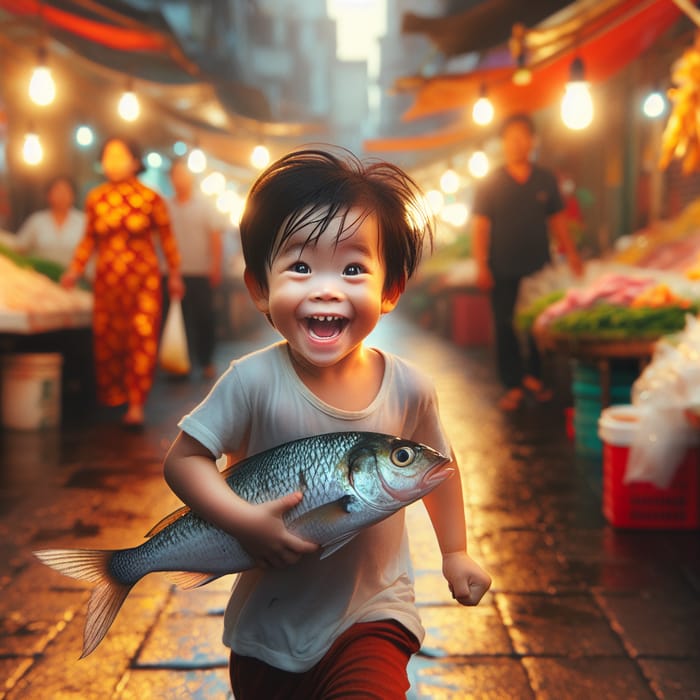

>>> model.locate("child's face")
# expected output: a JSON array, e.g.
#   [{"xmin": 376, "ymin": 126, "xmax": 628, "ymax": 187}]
[{"xmin": 247, "ymin": 207, "xmax": 399, "ymax": 369}]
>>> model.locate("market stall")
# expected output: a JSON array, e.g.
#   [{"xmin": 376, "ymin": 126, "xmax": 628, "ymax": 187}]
[{"xmin": 0, "ymin": 249, "xmax": 95, "ymax": 426}]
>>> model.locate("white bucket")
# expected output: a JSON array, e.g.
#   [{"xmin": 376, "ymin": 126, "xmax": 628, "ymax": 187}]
[
  {"xmin": 1, "ymin": 353, "xmax": 63, "ymax": 430},
  {"xmin": 597, "ymin": 404, "xmax": 644, "ymax": 446}
]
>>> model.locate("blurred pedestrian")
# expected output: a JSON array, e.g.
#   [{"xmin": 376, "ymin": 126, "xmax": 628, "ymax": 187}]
[
  {"xmin": 61, "ymin": 137, "xmax": 184, "ymax": 429},
  {"xmin": 472, "ymin": 113, "xmax": 583, "ymax": 411},
  {"xmin": 166, "ymin": 157, "xmax": 224, "ymax": 378},
  {"xmin": 10, "ymin": 174, "xmax": 85, "ymax": 269}
]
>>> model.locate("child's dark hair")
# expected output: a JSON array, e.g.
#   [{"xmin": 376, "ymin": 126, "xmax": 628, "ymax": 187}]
[{"xmin": 240, "ymin": 148, "xmax": 434, "ymax": 295}]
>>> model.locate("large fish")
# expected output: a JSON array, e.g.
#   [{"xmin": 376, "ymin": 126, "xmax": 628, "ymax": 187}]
[{"xmin": 34, "ymin": 431, "xmax": 451, "ymax": 657}]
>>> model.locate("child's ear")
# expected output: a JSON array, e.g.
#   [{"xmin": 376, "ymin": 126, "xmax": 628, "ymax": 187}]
[
  {"xmin": 381, "ymin": 284, "xmax": 402, "ymax": 314},
  {"xmin": 244, "ymin": 268, "xmax": 270, "ymax": 314}
]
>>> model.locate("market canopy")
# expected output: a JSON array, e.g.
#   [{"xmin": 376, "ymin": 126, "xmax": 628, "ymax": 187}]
[
  {"xmin": 365, "ymin": 0, "xmax": 684, "ymax": 153},
  {"xmin": 0, "ymin": 0, "xmax": 326, "ymax": 167}
]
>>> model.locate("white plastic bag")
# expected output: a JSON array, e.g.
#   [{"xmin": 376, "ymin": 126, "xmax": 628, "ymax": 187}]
[{"xmin": 159, "ymin": 299, "xmax": 191, "ymax": 375}]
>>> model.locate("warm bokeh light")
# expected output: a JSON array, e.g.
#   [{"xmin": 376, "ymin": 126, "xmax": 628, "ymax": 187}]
[
  {"xmin": 561, "ymin": 57, "xmax": 593, "ymax": 130},
  {"xmin": 118, "ymin": 90, "xmax": 140, "ymax": 121},
  {"xmin": 468, "ymin": 150, "xmax": 489, "ymax": 178},
  {"xmin": 561, "ymin": 82, "xmax": 594, "ymax": 130},
  {"xmin": 642, "ymin": 90, "xmax": 666, "ymax": 119},
  {"xmin": 187, "ymin": 148, "xmax": 207, "ymax": 173},
  {"xmin": 230, "ymin": 194, "xmax": 246, "ymax": 226},
  {"xmin": 425, "ymin": 189, "xmax": 445, "ymax": 215},
  {"xmin": 75, "ymin": 125, "xmax": 94, "ymax": 147},
  {"xmin": 201, "ymin": 171, "xmax": 226, "ymax": 196},
  {"xmin": 439, "ymin": 168, "xmax": 460, "ymax": 194},
  {"xmin": 22, "ymin": 132, "xmax": 43, "ymax": 165},
  {"xmin": 472, "ymin": 95, "xmax": 494, "ymax": 126},
  {"xmin": 216, "ymin": 189, "xmax": 241, "ymax": 215},
  {"xmin": 439, "ymin": 202, "xmax": 469, "ymax": 228},
  {"xmin": 28, "ymin": 65, "xmax": 56, "ymax": 106},
  {"xmin": 250, "ymin": 145, "xmax": 270, "ymax": 169}
]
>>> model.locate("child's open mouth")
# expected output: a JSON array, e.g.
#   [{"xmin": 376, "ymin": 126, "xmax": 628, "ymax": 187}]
[{"xmin": 306, "ymin": 314, "xmax": 347, "ymax": 340}]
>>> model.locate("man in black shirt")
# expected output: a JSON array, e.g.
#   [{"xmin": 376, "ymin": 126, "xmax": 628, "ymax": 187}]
[{"xmin": 472, "ymin": 113, "xmax": 583, "ymax": 410}]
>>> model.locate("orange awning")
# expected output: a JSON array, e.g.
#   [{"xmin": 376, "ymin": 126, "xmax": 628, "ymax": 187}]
[{"xmin": 365, "ymin": 0, "xmax": 682, "ymax": 153}]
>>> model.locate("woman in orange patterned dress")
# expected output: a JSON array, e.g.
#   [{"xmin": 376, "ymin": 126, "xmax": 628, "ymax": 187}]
[{"xmin": 61, "ymin": 137, "xmax": 184, "ymax": 429}]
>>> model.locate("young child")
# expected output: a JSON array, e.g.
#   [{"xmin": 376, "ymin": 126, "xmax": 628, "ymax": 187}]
[{"xmin": 163, "ymin": 148, "xmax": 492, "ymax": 698}]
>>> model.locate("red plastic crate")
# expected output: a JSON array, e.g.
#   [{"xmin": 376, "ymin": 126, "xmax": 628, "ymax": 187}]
[{"xmin": 602, "ymin": 443, "xmax": 700, "ymax": 529}]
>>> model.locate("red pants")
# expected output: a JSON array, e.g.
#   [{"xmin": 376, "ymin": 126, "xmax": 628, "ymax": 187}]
[{"xmin": 229, "ymin": 620, "xmax": 420, "ymax": 700}]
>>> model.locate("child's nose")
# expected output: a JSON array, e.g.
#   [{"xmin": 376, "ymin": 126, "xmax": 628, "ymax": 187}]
[{"xmin": 310, "ymin": 281, "xmax": 344, "ymax": 302}]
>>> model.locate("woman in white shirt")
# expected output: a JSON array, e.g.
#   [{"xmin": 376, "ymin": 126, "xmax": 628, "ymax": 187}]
[{"xmin": 13, "ymin": 175, "xmax": 86, "ymax": 268}]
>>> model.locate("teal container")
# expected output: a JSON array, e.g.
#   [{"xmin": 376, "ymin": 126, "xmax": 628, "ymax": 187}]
[{"xmin": 571, "ymin": 360, "xmax": 638, "ymax": 458}]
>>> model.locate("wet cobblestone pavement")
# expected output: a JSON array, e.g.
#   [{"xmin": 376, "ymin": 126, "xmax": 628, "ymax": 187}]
[{"xmin": 1, "ymin": 312, "xmax": 698, "ymax": 699}]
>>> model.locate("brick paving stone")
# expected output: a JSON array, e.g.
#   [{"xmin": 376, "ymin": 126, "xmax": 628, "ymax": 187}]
[
  {"xmin": 496, "ymin": 593, "xmax": 625, "ymax": 656},
  {"xmin": 638, "ymin": 658, "xmax": 700, "ymax": 700},
  {"xmin": 116, "ymin": 669, "xmax": 232, "ymax": 700},
  {"xmin": 522, "ymin": 657, "xmax": 657, "ymax": 700}
]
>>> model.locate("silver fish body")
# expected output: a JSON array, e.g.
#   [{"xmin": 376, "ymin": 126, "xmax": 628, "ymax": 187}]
[{"xmin": 34, "ymin": 431, "xmax": 451, "ymax": 657}]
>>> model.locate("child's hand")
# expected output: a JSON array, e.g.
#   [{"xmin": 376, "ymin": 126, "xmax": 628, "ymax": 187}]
[
  {"xmin": 442, "ymin": 551, "xmax": 492, "ymax": 606},
  {"xmin": 237, "ymin": 491, "xmax": 319, "ymax": 569}
]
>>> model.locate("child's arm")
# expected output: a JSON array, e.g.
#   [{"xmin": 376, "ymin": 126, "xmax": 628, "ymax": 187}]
[
  {"xmin": 421, "ymin": 456, "xmax": 491, "ymax": 606},
  {"xmin": 164, "ymin": 431, "xmax": 319, "ymax": 568}
]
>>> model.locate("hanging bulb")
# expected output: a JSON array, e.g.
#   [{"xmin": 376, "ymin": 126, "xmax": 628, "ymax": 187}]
[
  {"xmin": 118, "ymin": 84, "xmax": 140, "ymax": 121},
  {"xmin": 187, "ymin": 147, "xmax": 207, "ymax": 173},
  {"xmin": 472, "ymin": 85, "xmax": 494, "ymax": 126},
  {"xmin": 23, "ymin": 131, "xmax": 43, "ymax": 165},
  {"xmin": 512, "ymin": 51, "xmax": 532, "ymax": 86},
  {"xmin": 28, "ymin": 48, "xmax": 56, "ymax": 106},
  {"xmin": 439, "ymin": 168, "xmax": 460, "ymax": 194},
  {"xmin": 561, "ymin": 57, "xmax": 593, "ymax": 130}
]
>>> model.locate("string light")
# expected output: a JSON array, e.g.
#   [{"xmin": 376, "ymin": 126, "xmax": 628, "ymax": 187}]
[
  {"xmin": 472, "ymin": 84, "xmax": 494, "ymax": 126},
  {"xmin": 187, "ymin": 147, "xmax": 207, "ymax": 173},
  {"xmin": 561, "ymin": 57, "xmax": 594, "ymax": 130},
  {"xmin": 28, "ymin": 47, "xmax": 56, "ymax": 106},
  {"xmin": 251, "ymin": 145, "xmax": 270, "ymax": 169},
  {"xmin": 468, "ymin": 150, "xmax": 489, "ymax": 178},
  {"xmin": 22, "ymin": 130, "xmax": 43, "ymax": 165},
  {"xmin": 439, "ymin": 168, "xmax": 460, "ymax": 194},
  {"xmin": 118, "ymin": 82, "xmax": 140, "ymax": 121}
]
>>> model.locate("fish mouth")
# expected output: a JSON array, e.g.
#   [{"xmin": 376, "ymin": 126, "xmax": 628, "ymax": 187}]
[
  {"xmin": 305, "ymin": 314, "xmax": 348, "ymax": 341},
  {"xmin": 421, "ymin": 459, "xmax": 454, "ymax": 489}
]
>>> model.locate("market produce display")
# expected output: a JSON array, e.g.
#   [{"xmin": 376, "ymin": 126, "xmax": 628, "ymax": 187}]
[
  {"xmin": 0, "ymin": 253, "xmax": 92, "ymax": 314},
  {"xmin": 522, "ymin": 272, "xmax": 699, "ymax": 341}
]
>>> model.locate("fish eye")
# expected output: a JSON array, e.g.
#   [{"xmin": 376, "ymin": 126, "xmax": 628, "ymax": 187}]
[{"xmin": 391, "ymin": 445, "xmax": 415, "ymax": 467}]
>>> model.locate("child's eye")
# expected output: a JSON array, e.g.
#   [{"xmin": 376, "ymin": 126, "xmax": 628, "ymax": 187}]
[
  {"xmin": 291, "ymin": 261, "xmax": 310, "ymax": 274},
  {"xmin": 344, "ymin": 263, "xmax": 364, "ymax": 276}
]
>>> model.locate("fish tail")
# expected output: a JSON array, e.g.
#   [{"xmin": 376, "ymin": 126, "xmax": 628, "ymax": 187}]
[{"xmin": 34, "ymin": 548, "xmax": 132, "ymax": 657}]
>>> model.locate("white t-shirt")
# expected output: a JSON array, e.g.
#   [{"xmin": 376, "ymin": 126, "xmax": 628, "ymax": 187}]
[
  {"xmin": 178, "ymin": 340, "xmax": 452, "ymax": 672},
  {"xmin": 166, "ymin": 194, "xmax": 222, "ymax": 276},
  {"xmin": 14, "ymin": 208, "xmax": 86, "ymax": 267}
]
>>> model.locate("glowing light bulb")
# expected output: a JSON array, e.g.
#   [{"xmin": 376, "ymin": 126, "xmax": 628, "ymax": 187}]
[
  {"xmin": 472, "ymin": 95, "xmax": 494, "ymax": 126},
  {"xmin": 75, "ymin": 125, "xmax": 94, "ymax": 147},
  {"xmin": 251, "ymin": 145, "xmax": 270, "ymax": 169},
  {"xmin": 118, "ymin": 90, "xmax": 140, "ymax": 121},
  {"xmin": 561, "ymin": 58, "xmax": 593, "ymax": 131},
  {"xmin": 29, "ymin": 64, "xmax": 56, "ymax": 106},
  {"xmin": 146, "ymin": 151, "xmax": 163, "ymax": 169},
  {"xmin": 187, "ymin": 148, "xmax": 206, "ymax": 173},
  {"xmin": 201, "ymin": 171, "xmax": 226, "ymax": 196},
  {"xmin": 642, "ymin": 90, "xmax": 666, "ymax": 119},
  {"xmin": 425, "ymin": 189, "xmax": 445, "ymax": 215},
  {"xmin": 468, "ymin": 150, "xmax": 489, "ymax": 179},
  {"xmin": 23, "ymin": 132, "xmax": 43, "ymax": 165}
]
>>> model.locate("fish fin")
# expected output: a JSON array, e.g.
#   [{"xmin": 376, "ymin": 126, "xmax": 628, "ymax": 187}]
[
  {"xmin": 167, "ymin": 571, "xmax": 221, "ymax": 590},
  {"xmin": 319, "ymin": 532, "xmax": 360, "ymax": 560},
  {"xmin": 33, "ymin": 549, "xmax": 132, "ymax": 658},
  {"xmin": 144, "ymin": 506, "xmax": 190, "ymax": 538}
]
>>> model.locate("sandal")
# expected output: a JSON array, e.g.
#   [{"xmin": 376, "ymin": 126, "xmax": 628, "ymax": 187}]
[
  {"xmin": 498, "ymin": 387, "xmax": 525, "ymax": 411},
  {"xmin": 522, "ymin": 376, "xmax": 553, "ymax": 403}
]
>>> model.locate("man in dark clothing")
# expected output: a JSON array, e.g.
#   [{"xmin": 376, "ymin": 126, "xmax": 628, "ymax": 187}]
[{"xmin": 472, "ymin": 113, "xmax": 583, "ymax": 410}]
